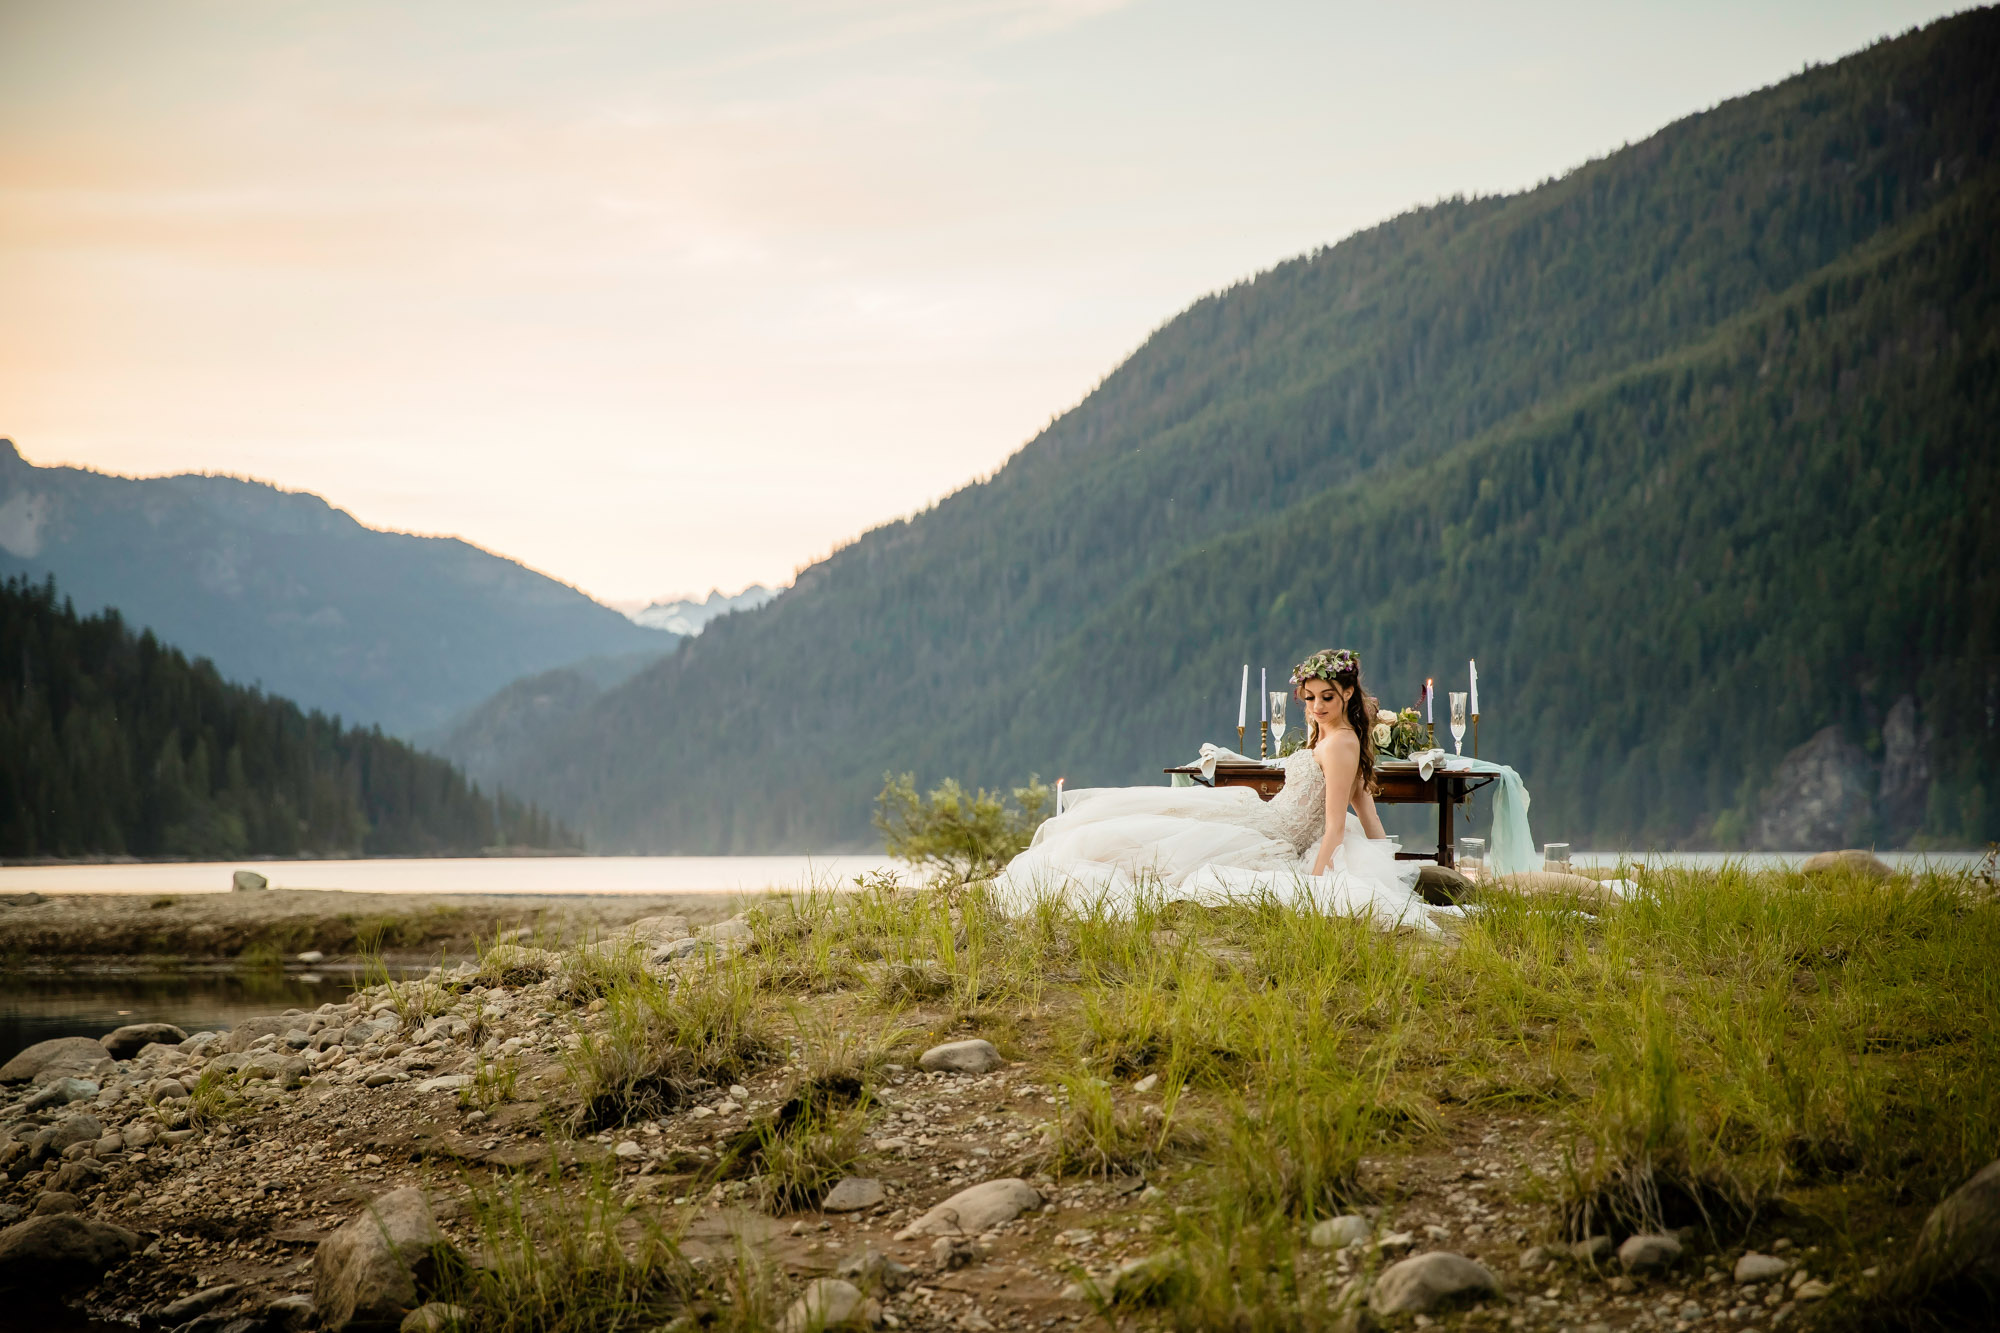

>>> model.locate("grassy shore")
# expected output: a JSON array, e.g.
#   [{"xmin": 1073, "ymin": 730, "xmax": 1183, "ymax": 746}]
[{"xmin": 8, "ymin": 860, "xmax": 1996, "ymax": 1331}]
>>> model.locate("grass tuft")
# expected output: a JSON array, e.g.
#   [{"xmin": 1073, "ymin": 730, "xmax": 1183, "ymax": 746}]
[
  {"xmin": 564, "ymin": 961, "xmax": 775, "ymax": 1131},
  {"xmin": 439, "ymin": 1161, "xmax": 696, "ymax": 1333}
]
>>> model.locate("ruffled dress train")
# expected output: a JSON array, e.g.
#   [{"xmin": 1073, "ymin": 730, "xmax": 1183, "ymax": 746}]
[{"xmin": 989, "ymin": 748, "xmax": 1433, "ymax": 931}]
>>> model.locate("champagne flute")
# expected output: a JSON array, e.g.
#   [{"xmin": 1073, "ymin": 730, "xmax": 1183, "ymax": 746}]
[
  {"xmin": 1268, "ymin": 691, "xmax": 1288, "ymax": 756},
  {"xmin": 1449, "ymin": 691, "xmax": 1468, "ymax": 756}
]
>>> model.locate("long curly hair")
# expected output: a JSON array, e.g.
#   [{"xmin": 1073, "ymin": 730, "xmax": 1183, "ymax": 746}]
[{"xmin": 1295, "ymin": 649, "xmax": 1377, "ymax": 793}]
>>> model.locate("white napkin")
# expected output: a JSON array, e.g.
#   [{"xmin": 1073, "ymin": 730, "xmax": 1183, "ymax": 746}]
[
  {"xmin": 1193, "ymin": 742, "xmax": 1260, "ymax": 783},
  {"xmin": 1406, "ymin": 747, "xmax": 1447, "ymax": 780}
]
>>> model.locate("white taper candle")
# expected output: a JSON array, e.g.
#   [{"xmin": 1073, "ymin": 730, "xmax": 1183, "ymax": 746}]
[{"xmin": 1238, "ymin": 665, "xmax": 1249, "ymax": 729}]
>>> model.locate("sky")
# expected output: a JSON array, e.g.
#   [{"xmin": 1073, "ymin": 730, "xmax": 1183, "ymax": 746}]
[{"xmin": 0, "ymin": 0, "xmax": 1968, "ymax": 605}]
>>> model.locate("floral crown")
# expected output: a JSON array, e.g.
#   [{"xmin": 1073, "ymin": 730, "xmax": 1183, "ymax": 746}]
[{"xmin": 1290, "ymin": 648, "xmax": 1359, "ymax": 688}]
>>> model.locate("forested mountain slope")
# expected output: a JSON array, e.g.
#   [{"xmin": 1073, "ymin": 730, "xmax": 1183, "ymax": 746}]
[
  {"xmin": 496, "ymin": 10, "xmax": 2000, "ymax": 852},
  {"xmin": 0, "ymin": 576, "xmax": 577, "ymax": 859},
  {"xmin": 0, "ymin": 444, "xmax": 675, "ymax": 735}
]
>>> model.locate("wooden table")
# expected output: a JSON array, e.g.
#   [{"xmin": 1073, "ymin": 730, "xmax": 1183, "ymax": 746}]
[{"xmin": 1162, "ymin": 760, "xmax": 1495, "ymax": 867}]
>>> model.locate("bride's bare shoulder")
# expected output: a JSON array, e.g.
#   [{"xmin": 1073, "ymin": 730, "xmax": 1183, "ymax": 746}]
[{"xmin": 1316, "ymin": 729, "xmax": 1360, "ymax": 762}]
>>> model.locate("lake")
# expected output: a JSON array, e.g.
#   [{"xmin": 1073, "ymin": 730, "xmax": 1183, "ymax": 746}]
[
  {"xmin": 0, "ymin": 854, "xmax": 898, "ymax": 897},
  {"xmin": 0, "ymin": 968, "xmax": 371, "ymax": 1070},
  {"xmin": 0, "ymin": 849, "xmax": 1984, "ymax": 900}
]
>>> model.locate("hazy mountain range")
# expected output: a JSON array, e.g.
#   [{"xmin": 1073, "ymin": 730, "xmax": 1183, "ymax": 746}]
[
  {"xmin": 441, "ymin": 10, "xmax": 2000, "ymax": 853},
  {"xmin": 0, "ymin": 442, "xmax": 676, "ymax": 736}
]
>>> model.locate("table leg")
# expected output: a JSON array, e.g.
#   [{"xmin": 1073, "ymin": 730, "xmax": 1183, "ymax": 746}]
[{"xmin": 1437, "ymin": 783, "xmax": 1455, "ymax": 868}]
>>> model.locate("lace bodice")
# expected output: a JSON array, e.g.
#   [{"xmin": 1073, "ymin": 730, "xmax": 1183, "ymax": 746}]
[{"xmin": 1252, "ymin": 747, "xmax": 1327, "ymax": 854}]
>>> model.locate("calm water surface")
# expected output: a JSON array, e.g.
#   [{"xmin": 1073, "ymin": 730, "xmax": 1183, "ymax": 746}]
[
  {"xmin": 0, "ymin": 854, "xmax": 897, "ymax": 896},
  {"xmin": 0, "ymin": 969, "xmax": 371, "ymax": 1067}
]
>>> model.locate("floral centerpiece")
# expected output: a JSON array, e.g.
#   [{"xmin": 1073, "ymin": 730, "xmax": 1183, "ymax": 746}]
[
  {"xmin": 1374, "ymin": 707, "xmax": 1430, "ymax": 759},
  {"xmin": 1280, "ymin": 705, "xmax": 1429, "ymax": 759}
]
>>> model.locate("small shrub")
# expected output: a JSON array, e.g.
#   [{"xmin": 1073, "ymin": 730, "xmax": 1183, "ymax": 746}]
[{"xmin": 874, "ymin": 771, "xmax": 1051, "ymax": 884}]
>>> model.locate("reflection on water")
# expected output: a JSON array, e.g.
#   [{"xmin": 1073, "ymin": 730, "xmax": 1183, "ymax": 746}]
[{"xmin": 0, "ymin": 968, "xmax": 377, "ymax": 1066}]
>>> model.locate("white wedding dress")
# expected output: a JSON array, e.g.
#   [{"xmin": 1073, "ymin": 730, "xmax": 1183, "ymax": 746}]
[{"xmin": 990, "ymin": 747, "xmax": 1434, "ymax": 930}]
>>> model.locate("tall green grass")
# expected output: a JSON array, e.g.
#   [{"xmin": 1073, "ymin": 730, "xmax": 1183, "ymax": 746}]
[{"xmin": 564, "ymin": 959, "xmax": 774, "ymax": 1131}]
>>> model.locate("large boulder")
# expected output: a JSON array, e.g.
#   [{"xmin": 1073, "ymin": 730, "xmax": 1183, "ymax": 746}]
[
  {"xmin": 232, "ymin": 870, "xmax": 269, "ymax": 891},
  {"xmin": 1619, "ymin": 1233, "xmax": 1683, "ymax": 1273},
  {"xmin": 225, "ymin": 1016, "xmax": 300, "ymax": 1053},
  {"xmin": 313, "ymin": 1187, "xmax": 454, "ymax": 1331},
  {"xmin": 0, "ymin": 1212, "xmax": 141, "ymax": 1298},
  {"xmin": 1800, "ymin": 849, "xmax": 1893, "ymax": 880},
  {"xmin": 1370, "ymin": 1252, "xmax": 1499, "ymax": 1315},
  {"xmin": 1902, "ymin": 1158, "xmax": 2000, "ymax": 1300},
  {"xmin": 623, "ymin": 914, "xmax": 690, "ymax": 943},
  {"xmin": 0, "ymin": 1036, "xmax": 113, "ymax": 1085},
  {"xmin": 1876, "ymin": 695, "xmax": 1934, "ymax": 841},
  {"xmin": 1413, "ymin": 865, "xmax": 1473, "ymax": 905},
  {"xmin": 917, "ymin": 1039, "xmax": 1003, "ymax": 1075},
  {"xmin": 1310, "ymin": 1215, "xmax": 1372, "ymax": 1250},
  {"xmin": 1486, "ymin": 871, "xmax": 1615, "ymax": 907},
  {"xmin": 100, "ymin": 1023, "xmax": 189, "ymax": 1060},
  {"xmin": 22, "ymin": 1077, "xmax": 99, "ymax": 1111},
  {"xmin": 48, "ymin": 1159, "xmax": 111, "ymax": 1194},
  {"xmin": 777, "ymin": 1278, "xmax": 875, "ymax": 1333},
  {"xmin": 895, "ymin": 1179, "xmax": 1041, "ymax": 1239},
  {"xmin": 1752, "ymin": 726, "xmax": 1875, "ymax": 850},
  {"xmin": 821, "ymin": 1177, "xmax": 886, "ymax": 1213},
  {"xmin": 28, "ymin": 1114, "xmax": 103, "ymax": 1164}
]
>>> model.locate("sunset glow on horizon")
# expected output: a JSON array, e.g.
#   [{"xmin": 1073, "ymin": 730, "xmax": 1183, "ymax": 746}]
[{"xmin": 0, "ymin": 0, "xmax": 1957, "ymax": 603}]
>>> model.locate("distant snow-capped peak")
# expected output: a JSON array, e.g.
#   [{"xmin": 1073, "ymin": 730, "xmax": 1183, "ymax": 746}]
[{"xmin": 627, "ymin": 584, "xmax": 779, "ymax": 636}]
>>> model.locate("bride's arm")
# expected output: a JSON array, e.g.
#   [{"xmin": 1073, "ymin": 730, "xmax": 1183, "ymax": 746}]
[
  {"xmin": 1352, "ymin": 785, "xmax": 1387, "ymax": 839},
  {"xmin": 1312, "ymin": 731, "xmax": 1361, "ymax": 876}
]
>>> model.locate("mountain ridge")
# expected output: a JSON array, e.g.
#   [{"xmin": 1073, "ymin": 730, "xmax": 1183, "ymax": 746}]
[
  {"xmin": 0, "ymin": 441, "xmax": 678, "ymax": 736},
  {"xmin": 466, "ymin": 9, "xmax": 2000, "ymax": 853}
]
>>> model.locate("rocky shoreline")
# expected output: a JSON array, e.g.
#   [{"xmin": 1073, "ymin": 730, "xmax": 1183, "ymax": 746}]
[{"xmin": 1, "ymin": 879, "xmax": 1993, "ymax": 1332}]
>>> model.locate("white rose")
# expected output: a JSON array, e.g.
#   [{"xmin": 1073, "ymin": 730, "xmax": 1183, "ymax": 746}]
[
  {"xmin": 1377, "ymin": 709, "xmax": 1397, "ymax": 724},
  {"xmin": 1372, "ymin": 723, "xmax": 1392, "ymax": 747}
]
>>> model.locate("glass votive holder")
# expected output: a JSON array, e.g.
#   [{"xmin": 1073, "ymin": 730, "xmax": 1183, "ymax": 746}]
[
  {"xmin": 1456, "ymin": 836, "xmax": 1487, "ymax": 878},
  {"xmin": 1542, "ymin": 842, "xmax": 1572, "ymax": 874}
]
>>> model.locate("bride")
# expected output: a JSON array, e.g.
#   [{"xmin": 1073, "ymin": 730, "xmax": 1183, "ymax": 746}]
[{"xmin": 990, "ymin": 649, "xmax": 1432, "ymax": 929}]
